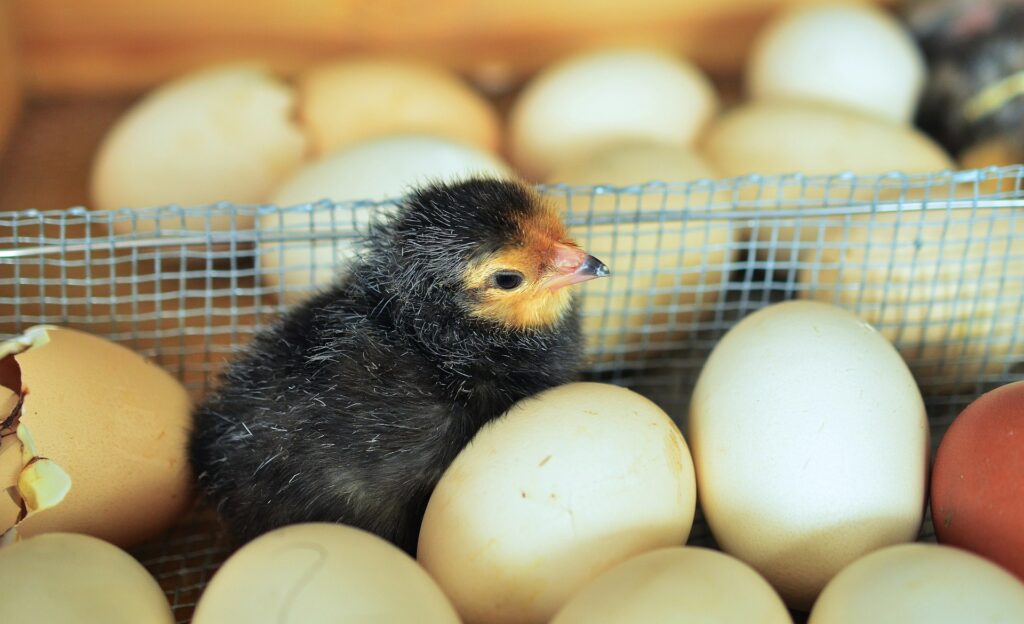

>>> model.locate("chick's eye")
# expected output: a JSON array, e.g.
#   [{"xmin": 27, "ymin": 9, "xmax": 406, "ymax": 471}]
[{"xmin": 491, "ymin": 270, "xmax": 525, "ymax": 290}]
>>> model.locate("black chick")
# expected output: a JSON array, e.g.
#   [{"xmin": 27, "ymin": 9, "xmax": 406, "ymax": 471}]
[{"xmin": 189, "ymin": 178, "xmax": 609, "ymax": 554}]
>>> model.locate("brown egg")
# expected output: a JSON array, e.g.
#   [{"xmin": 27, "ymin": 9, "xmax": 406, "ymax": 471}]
[
  {"xmin": 0, "ymin": 326, "xmax": 192, "ymax": 548},
  {"xmin": 0, "ymin": 532, "xmax": 175, "ymax": 623},
  {"xmin": 932, "ymin": 381, "xmax": 1024, "ymax": 581}
]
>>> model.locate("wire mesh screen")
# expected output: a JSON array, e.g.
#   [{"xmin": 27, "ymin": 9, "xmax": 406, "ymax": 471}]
[{"xmin": 1, "ymin": 167, "xmax": 1022, "ymax": 622}]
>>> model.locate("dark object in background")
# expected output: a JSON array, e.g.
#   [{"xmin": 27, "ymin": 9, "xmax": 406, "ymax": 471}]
[
  {"xmin": 906, "ymin": 0, "xmax": 1024, "ymax": 158},
  {"xmin": 188, "ymin": 178, "xmax": 608, "ymax": 554}
]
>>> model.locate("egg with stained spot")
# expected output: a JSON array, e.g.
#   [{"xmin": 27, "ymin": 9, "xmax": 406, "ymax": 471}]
[
  {"xmin": 192, "ymin": 523, "xmax": 459, "ymax": 624},
  {"xmin": 417, "ymin": 382, "xmax": 696, "ymax": 624}
]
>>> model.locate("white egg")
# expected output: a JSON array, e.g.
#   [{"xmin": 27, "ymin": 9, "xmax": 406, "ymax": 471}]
[
  {"xmin": 809, "ymin": 543, "xmax": 1024, "ymax": 623},
  {"xmin": 688, "ymin": 301, "xmax": 929, "ymax": 610},
  {"xmin": 551, "ymin": 547, "xmax": 793, "ymax": 624},
  {"xmin": 260, "ymin": 135, "xmax": 512, "ymax": 302},
  {"xmin": 509, "ymin": 47, "xmax": 718, "ymax": 181},
  {"xmin": 418, "ymin": 382, "xmax": 696, "ymax": 624},
  {"xmin": 748, "ymin": 2, "xmax": 925, "ymax": 123},
  {"xmin": 91, "ymin": 63, "xmax": 307, "ymax": 232}
]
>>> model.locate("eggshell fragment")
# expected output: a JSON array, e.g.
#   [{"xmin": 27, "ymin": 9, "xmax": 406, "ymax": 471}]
[
  {"xmin": 748, "ymin": 2, "xmax": 925, "ymax": 123},
  {"xmin": 510, "ymin": 47, "xmax": 718, "ymax": 180},
  {"xmin": 0, "ymin": 532, "xmax": 174, "ymax": 623},
  {"xmin": 688, "ymin": 301, "xmax": 929, "ymax": 610},
  {"xmin": 0, "ymin": 326, "xmax": 192, "ymax": 548},
  {"xmin": 298, "ymin": 58, "xmax": 500, "ymax": 155},
  {"xmin": 91, "ymin": 63, "xmax": 307, "ymax": 232},
  {"xmin": 808, "ymin": 543, "xmax": 1024, "ymax": 623},
  {"xmin": 931, "ymin": 381, "xmax": 1024, "ymax": 580},
  {"xmin": 260, "ymin": 135, "xmax": 511, "ymax": 302},
  {"xmin": 551, "ymin": 547, "xmax": 792, "ymax": 624},
  {"xmin": 547, "ymin": 143, "xmax": 732, "ymax": 360},
  {"xmin": 418, "ymin": 382, "xmax": 696, "ymax": 624},
  {"xmin": 192, "ymin": 523, "xmax": 459, "ymax": 624}
]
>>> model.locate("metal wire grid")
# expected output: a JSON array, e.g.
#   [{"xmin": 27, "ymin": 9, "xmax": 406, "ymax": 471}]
[{"xmin": 1, "ymin": 167, "xmax": 1022, "ymax": 622}]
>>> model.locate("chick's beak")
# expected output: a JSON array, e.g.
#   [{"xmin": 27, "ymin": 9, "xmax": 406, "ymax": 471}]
[{"xmin": 545, "ymin": 243, "xmax": 610, "ymax": 292}]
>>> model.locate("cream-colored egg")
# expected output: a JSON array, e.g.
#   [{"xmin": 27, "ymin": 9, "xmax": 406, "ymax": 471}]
[
  {"xmin": 0, "ymin": 326, "xmax": 192, "ymax": 548},
  {"xmin": 260, "ymin": 135, "xmax": 512, "ymax": 302},
  {"xmin": 688, "ymin": 301, "xmax": 929, "ymax": 610},
  {"xmin": 748, "ymin": 2, "xmax": 925, "ymax": 123},
  {"xmin": 701, "ymin": 100, "xmax": 952, "ymax": 261},
  {"xmin": 418, "ymin": 382, "xmax": 696, "ymax": 624},
  {"xmin": 298, "ymin": 58, "xmax": 500, "ymax": 156},
  {"xmin": 798, "ymin": 208, "xmax": 1024, "ymax": 390},
  {"xmin": 547, "ymin": 143, "xmax": 733, "ymax": 360},
  {"xmin": 0, "ymin": 533, "xmax": 174, "ymax": 623},
  {"xmin": 809, "ymin": 543, "xmax": 1024, "ymax": 623},
  {"xmin": 510, "ymin": 47, "xmax": 718, "ymax": 181},
  {"xmin": 92, "ymin": 63, "xmax": 306, "ymax": 233},
  {"xmin": 192, "ymin": 523, "xmax": 459, "ymax": 624},
  {"xmin": 551, "ymin": 547, "xmax": 793, "ymax": 624}
]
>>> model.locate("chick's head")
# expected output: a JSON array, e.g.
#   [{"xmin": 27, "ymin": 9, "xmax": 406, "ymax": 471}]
[{"xmin": 385, "ymin": 178, "xmax": 608, "ymax": 331}]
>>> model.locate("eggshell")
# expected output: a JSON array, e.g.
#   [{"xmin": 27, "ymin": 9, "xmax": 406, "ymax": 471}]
[
  {"xmin": 0, "ymin": 326, "xmax": 192, "ymax": 548},
  {"xmin": 748, "ymin": 2, "xmax": 925, "ymax": 123},
  {"xmin": 418, "ymin": 382, "xmax": 696, "ymax": 624},
  {"xmin": 808, "ymin": 543, "xmax": 1024, "ymax": 623},
  {"xmin": 701, "ymin": 100, "xmax": 952, "ymax": 261},
  {"xmin": 192, "ymin": 523, "xmax": 459, "ymax": 624},
  {"xmin": 551, "ymin": 547, "xmax": 792, "ymax": 624},
  {"xmin": 91, "ymin": 63, "xmax": 307, "ymax": 232},
  {"xmin": 510, "ymin": 47, "xmax": 718, "ymax": 181},
  {"xmin": 298, "ymin": 58, "xmax": 500, "ymax": 156},
  {"xmin": 688, "ymin": 301, "xmax": 929, "ymax": 610},
  {"xmin": 546, "ymin": 143, "xmax": 733, "ymax": 360},
  {"xmin": 260, "ymin": 135, "xmax": 512, "ymax": 302},
  {"xmin": 797, "ymin": 209, "xmax": 1024, "ymax": 389},
  {"xmin": 0, "ymin": 532, "xmax": 174, "ymax": 623},
  {"xmin": 931, "ymin": 381, "xmax": 1024, "ymax": 580}
]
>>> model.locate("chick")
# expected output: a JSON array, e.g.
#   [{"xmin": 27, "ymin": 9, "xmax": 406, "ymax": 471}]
[{"xmin": 189, "ymin": 178, "xmax": 609, "ymax": 554}]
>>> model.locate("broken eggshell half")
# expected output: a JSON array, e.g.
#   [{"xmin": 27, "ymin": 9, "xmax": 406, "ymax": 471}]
[{"xmin": 0, "ymin": 326, "xmax": 193, "ymax": 548}]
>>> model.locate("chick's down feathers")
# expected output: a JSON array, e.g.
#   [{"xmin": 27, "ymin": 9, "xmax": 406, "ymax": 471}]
[{"xmin": 188, "ymin": 178, "xmax": 608, "ymax": 553}]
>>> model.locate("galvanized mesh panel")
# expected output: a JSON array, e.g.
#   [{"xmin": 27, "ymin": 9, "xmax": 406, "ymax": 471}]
[{"xmin": 1, "ymin": 167, "xmax": 1022, "ymax": 622}]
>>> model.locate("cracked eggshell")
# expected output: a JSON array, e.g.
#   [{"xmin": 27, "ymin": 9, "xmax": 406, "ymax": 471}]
[
  {"xmin": 551, "ymin": 547, "xmax": 792, "ymax": 624},
  {"xmin": 688, "ymin": 301, "xmax": 929, "ymax": 610},
  {"xmin": 91, "ymin": 63, "xmax": 307, "ymax": 233},
  {"xmin": 417, "ymin": 382, "xmax": 696, "ymax": 624},
  {"xmin": 0, "ymin": 532, "xmax": 174, "ymax": 623},
  {"xmin": 298, "ymin": 58, "xmax": 501, "ymax": 156},
  {"xmin": 192, "ymin": 523, "xmax": 459, "ymax": 624},
  {"xmin": 0, "ymin": 326, "xmax": 192, "ymax": 548}
]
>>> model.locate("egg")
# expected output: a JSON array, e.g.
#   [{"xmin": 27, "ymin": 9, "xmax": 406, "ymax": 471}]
[
  {"xmin": 688, "ymin": 301, "xmax": 929, "ymax": 610},
  {"xmin": 931, "ymin": 381, "xmax": 1024, "ymax": 580},
  {"xmin": 260, "ymin": 135, "xmax": 512, "ymax": 302},
  {"xmin": 797, "ymin": 208, "xmax": 1024, "ymax": 389},
  {"xmin": 0, "ymin": 326, "xmax": 192, "ymax": 548},
  {"xmin": 0, "ymin": 532, "xmax": 174, "ymax": 623},
  {"xmin": 91, "ymin": 63, "xmax": 307, "ymax": 232},
  {"xmin": 191, "ymin": 523, "xmax": 459, "ymax": 624},
  {"xmin": 546, "ymin": 143, "xmax": 732, "ymax": 360},
  {"xmin": 808, "ymin": 543, "xmax": 1024, "ymax": 623},
  {"xmin": 298, "ymin": 58, "xmax": 500, "ymax": 156},
  {"xmin": 418, "ymin": 382, "xmax": 696, "ymax": 624},
  {"xmin": 509, "ymin": 47, "xmax": 718, "ymax": 181},
  {"xmin": 701, "ymin": 100, "xmax": 952, "ymax": 261},
  {"xmin": 748, "ymin": 2, "xmax": 925, "ymax": 123},
  {"xmin": 550, "ymin": 547, "xmax": 792, "ymax": 624}
]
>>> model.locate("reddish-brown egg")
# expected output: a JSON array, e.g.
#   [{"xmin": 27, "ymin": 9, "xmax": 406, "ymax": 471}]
[{"xmin": 931, "ymin": 381, "xmax": 1024, "ymax": 580}]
